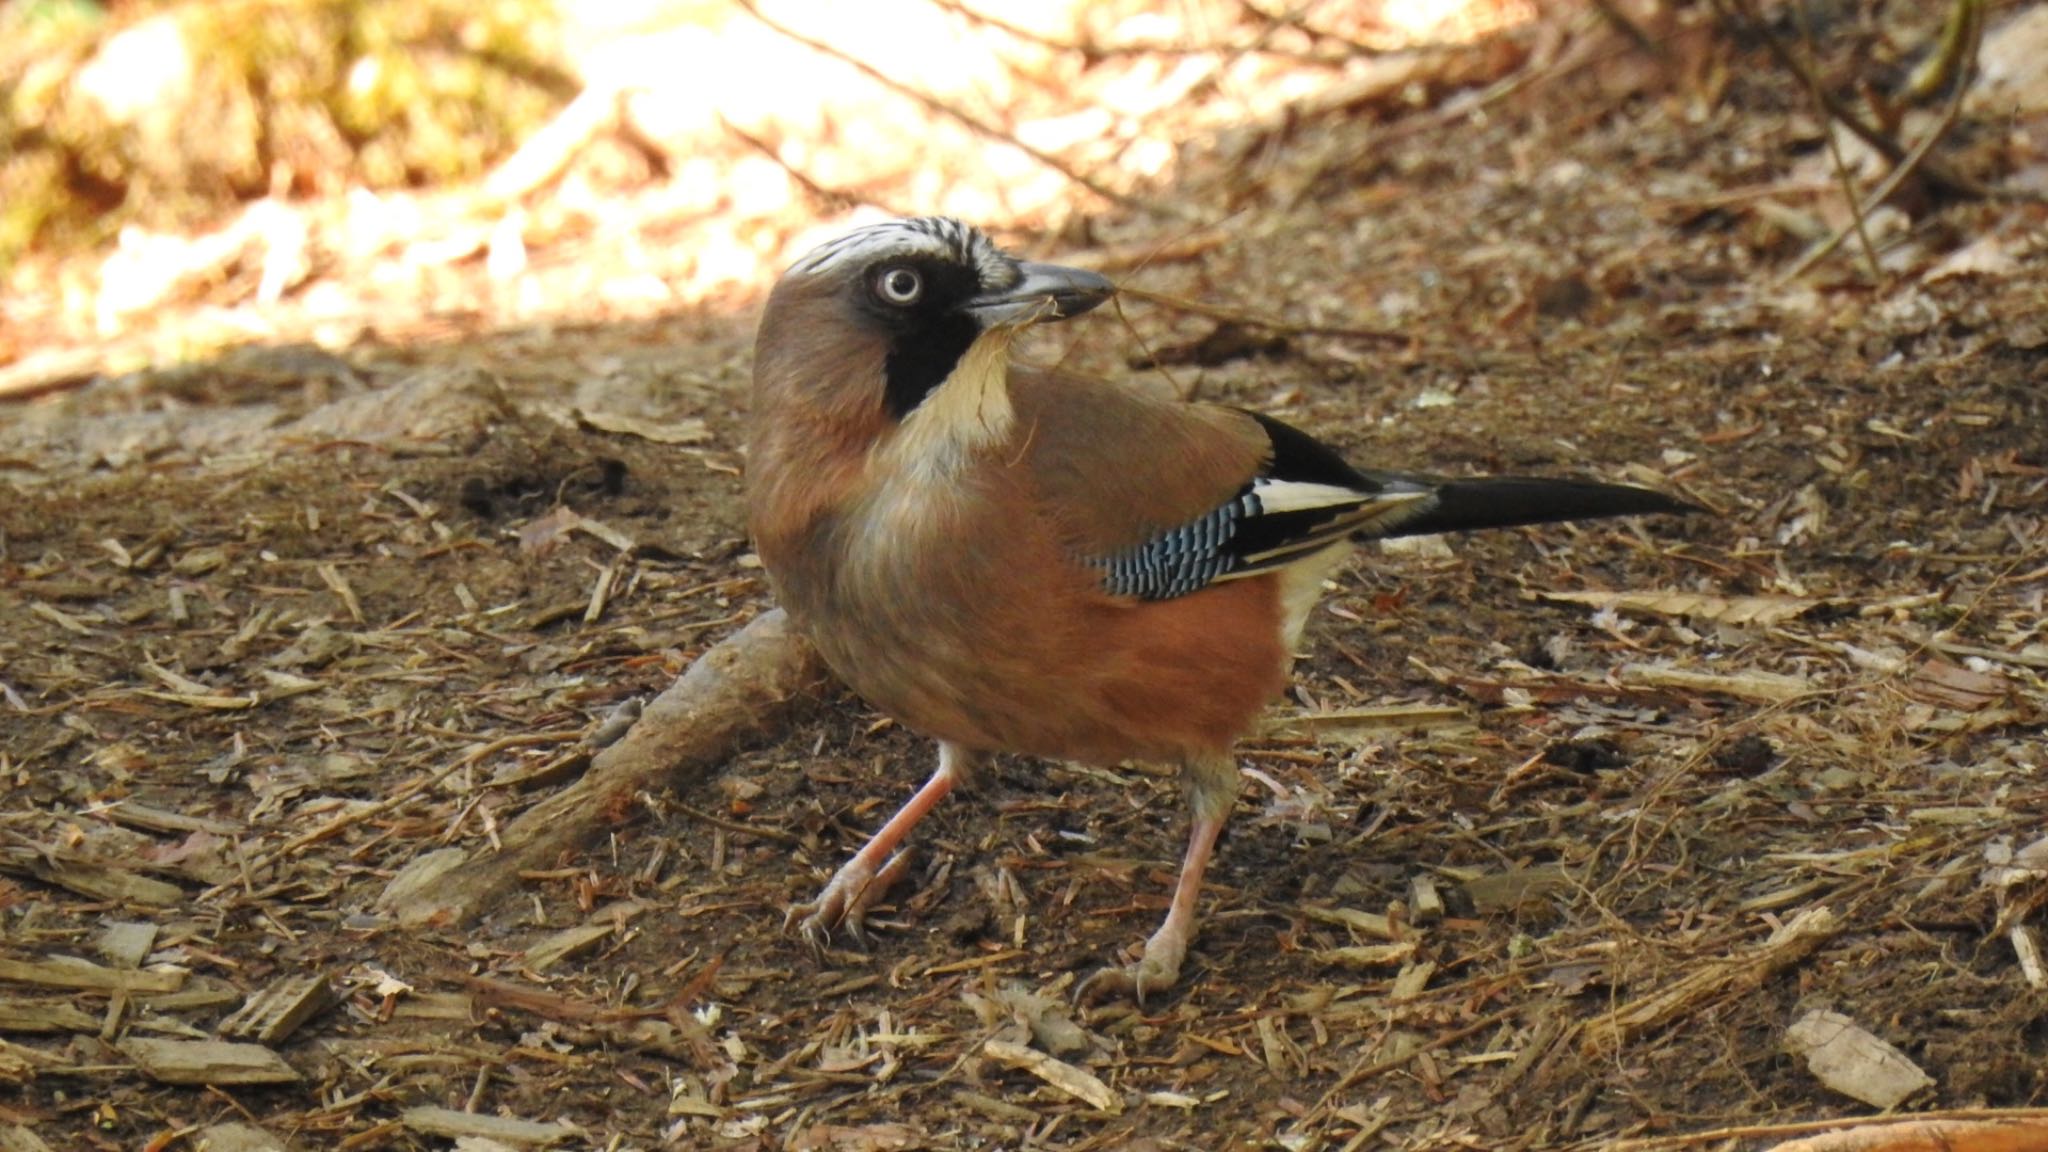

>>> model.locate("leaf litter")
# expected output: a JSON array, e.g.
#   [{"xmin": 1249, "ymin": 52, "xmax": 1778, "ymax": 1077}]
[{"xmin": 3, "ymin": 1, "xmax": 2048, "ymax": 1149}]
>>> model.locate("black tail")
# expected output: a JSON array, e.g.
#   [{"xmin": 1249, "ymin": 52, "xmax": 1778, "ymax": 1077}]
[{"xmin": 1369, "ymin": 474, "xmax": 1698, "ymax": 539}]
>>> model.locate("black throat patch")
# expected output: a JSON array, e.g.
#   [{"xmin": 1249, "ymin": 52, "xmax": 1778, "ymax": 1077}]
[
  {"xmin": 859, "ymin": 255, "xmax": 989, "ymax": 421},
  {"xmin": 882, "ymin": 311, "xmax": 980, "ymax": 420}
]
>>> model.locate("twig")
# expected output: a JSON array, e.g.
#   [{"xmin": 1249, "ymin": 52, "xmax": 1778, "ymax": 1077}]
[
  {"xmin": 924, "ymin": 0, "xmax": 1356, "ymax": 65},
  {"xmin": 1310, "ymin": 1004, "xmax": 1522, "ymax": 1115},
  {"xmin": 1795, "ymin": 0, "xmax": 1882, "ymax": 281},
  {"xmin": 1297, "ymin": 11, "xmax": 1648, "ymax": 204},
  {"xmin": 716, "ymin": 114, "xmax": 871, "ymax": 215},
  {"xmin": 1712, "ymin": 0, "xmax": 1989, "ymax": 201},
  {"xmin": 1586, "ymin": 0, "xmax": 1664, "ymax": 57},
  {"xmin": 1066, "ymin": 227, "xmax": 1232, "ymax": 272},
  {"xmin": 1117, "ymin": 284, "xmax": 1409, "ymax": 344},
  {"xmin": 673, "ymin": 801, "xmax": 802, "ymax": 846},
  {"xmin": 1237, "ymin": 0, "xmax": 1396, "ymax": 61},
  {"xmin": 731, "ymin": 0, "xmax": 1173, "ymax": 218},
  {"xmin": 1904, "ymin": 0, "xmax": 1982, "ymax": 104},
  {"xmin": 1777, "ymin": 0, "xmax": 1982, "ymax": 283}
]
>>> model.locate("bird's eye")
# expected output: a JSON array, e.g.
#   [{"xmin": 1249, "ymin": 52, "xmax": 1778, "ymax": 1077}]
[{"xmin": 873, "ymin": 266, "xmax": 923, "ymax": 306}]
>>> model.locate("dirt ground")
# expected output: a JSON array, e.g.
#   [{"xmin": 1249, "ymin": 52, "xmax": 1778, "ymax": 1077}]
[{"xmin": 5, "ymin": 5, "xmax": 2048, "ymax": 1151}]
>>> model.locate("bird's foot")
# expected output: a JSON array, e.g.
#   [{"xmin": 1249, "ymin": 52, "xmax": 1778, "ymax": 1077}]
[
  {"xmin": 785, "ymin": 849, "xmax": 914, "ymax": 954},
  {"xmin": 1076, "ymin": 932, "xmax": 1188, "ymax": 1006}
]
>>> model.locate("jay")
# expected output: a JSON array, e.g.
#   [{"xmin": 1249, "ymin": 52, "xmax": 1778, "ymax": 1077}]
[{"xmin": 746, "ymin": 217, "xmax": 1691, "ymax": 1001}]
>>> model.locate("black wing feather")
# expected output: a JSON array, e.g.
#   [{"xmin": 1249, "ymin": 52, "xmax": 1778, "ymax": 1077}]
[{"xmin": 1084, "ymin": 412, "xmax": 1693, "ymax": 602}]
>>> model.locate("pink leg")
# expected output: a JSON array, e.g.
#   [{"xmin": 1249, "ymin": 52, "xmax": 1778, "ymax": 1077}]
[
  {"xmin": 788, "ymin": 741, "xmax": 977, "ymax": 950},
  {"xmin": 1081, "ymin": 756, "xmax": 1238, "ymax": 1003}
]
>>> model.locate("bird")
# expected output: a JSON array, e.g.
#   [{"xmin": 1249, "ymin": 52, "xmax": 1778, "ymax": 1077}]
[{"xmin": 745, "ymin": 216, "xmax": 1693, "ymax": 1001}]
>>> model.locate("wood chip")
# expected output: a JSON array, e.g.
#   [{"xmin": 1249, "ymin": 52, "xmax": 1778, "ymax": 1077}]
[
  {"xmin": 0, "ymin": 1125, "xmax": 56, "ymax": 1152},
  {"xmin": 1266, "ymin": 703, "xmax": 1471, "ymax": 743},
  {"xmin": 1544, "ymin": 589, "xmax": 1823, "ymax": 627},
  {"xmin": 1619, "ymin": 662, "xmax": 1814, "ymax": 702},
  {"xmin": 954, "ymin": 1090, "xmax": 1038, "ymax": 1124},
  {"xmin": 399, "ymin": 1106, "xmax": 583, "ymax": 1146},
  {"xmin": 0, "ymin": 999, "xmax": 99, "ymax": 1034},
  {"xmin": 523, "ymin": 924, "xmax": 619, "ymax": 973},
  {"xmin": 1463, "ymin": 865, "xmax": 1572, "ymax": 915},
  {"xmin": 1299, "ymin": 905, "xmax": 1399, "ymax": 939},
  {"xmin": 1408, "ymin": 875, "xmax": 1444, "ymax": 925},
  {"xmin": 0, "ymin": 1037, "xmax": 69, "ymax": 1081},
  {"xmin": 1389, "ymin": 961, "xmax": 1436, "ymax": 1002},
  {"xmin": 392, "ymin": 991, "xmax": 478, "ymax": 1021},
  {"xmin": 317, "ymin": 563, "xmax": 365, "ymax": 623},
  {"xmin": 374, "ymin": 848, "xmax": 471, "ymax": 918},
  {"xmin": 96, "ymin": 921, "xmax": 159, "ymax": 968},
  {"xmin": 138, "ymin": 979, "xmax": 241, "ymax": 1013},
  {"xmin": 0, "ymin": 849, "xmax": 186, "ymax": 906},
  {"xmin": 119, "ymin": 1038, "xmax": 300, "ymax": 1085},
  {"xmin": 218, "ymin": 972, "xmax": 339, "ymax": 1044},
  {"xmin": 1316, "ymin": 942, "xmax": 1418, "ymax": 969},
  {"xmin": 1907, "ymin": 658, "xmax": 2010, "ymax": 710},
  {"xmin": 28, "ymin": 601, "xmax": 95, "ymax": 635},
  {"xmin": 191, "ymin": 1122, "xmax": 290, "ymax": 1152},
  {"xmin": 135, "ymin": 688, "xmax": 260, "ymax": 710},
  {"xmin": 96, "ymin": 802, "xmax": 242, "ymax": 836},
  {"xmin": 2009, "ymin": 925, "xmax": 2045, "ymax": 990},
  {"xmin": 1784, "ymin": 1009, "xmax": 1933, "ymax": 1108},
  {"xmin": 982, "ymin": 1038, "xmax": 1121, "ymax": 1112},
  {"xmin": 0, "ymin": 955, "xmax": 186, "ymax": 994}
]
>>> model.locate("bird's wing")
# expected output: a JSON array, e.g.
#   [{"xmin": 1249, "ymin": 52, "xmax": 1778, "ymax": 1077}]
[
  {"xmin": 1010, "ymin": 370, "xmax": 1694, "ymax": 604},
  {"xmin": 1010, "ymin": 373, "xmax": 1438, "ymax": 602}
]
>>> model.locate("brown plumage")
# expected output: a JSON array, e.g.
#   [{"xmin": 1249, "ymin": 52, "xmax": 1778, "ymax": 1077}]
[{"xmin": 747, "ymin": 216, "xmax": 1693, "ymax": 1000}]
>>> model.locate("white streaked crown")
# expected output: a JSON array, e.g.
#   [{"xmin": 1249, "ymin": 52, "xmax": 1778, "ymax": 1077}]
[{"xmin": 790, "ymin": 216, "xmax": 1019, "ymax": 291}]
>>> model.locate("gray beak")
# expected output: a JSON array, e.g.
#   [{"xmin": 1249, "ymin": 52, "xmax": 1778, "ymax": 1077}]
[{"xmin": 965, "ymin": 261, "xmax": 1115, "ymax": 328}]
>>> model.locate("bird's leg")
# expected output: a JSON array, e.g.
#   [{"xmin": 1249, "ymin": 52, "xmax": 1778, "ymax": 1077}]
[
  {"xmin": 787, "ymin": 741, "xmax": 980, "ymax": 951},
  {"xmin": 1080, "ymin": 754, "xmax": 1238, "ymax": 1004}
]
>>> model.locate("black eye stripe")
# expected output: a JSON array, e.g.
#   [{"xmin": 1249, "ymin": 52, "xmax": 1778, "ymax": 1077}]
[{"xmin": 864, "ymin": 256, "xmax": 987, "ymax": 421}]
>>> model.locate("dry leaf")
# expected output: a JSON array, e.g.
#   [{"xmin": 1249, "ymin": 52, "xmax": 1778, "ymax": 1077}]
[{"xmin": 576, "ymin": 409, "xmax": 713, "ymax": 445}]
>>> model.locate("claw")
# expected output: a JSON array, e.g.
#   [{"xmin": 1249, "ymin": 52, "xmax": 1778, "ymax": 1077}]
[
  {"xmin": 784, "ymin": 849, "xmax": 911, "ymax": 954},
  {"xmin": 1076, "ymin": 945, "xmax": 1185, "ymax": 1006}
]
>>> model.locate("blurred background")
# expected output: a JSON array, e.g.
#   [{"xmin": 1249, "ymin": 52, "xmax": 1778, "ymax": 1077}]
[{"xmin": 0, "ymin": 0, "xmax": 1545, "ymax": 380}]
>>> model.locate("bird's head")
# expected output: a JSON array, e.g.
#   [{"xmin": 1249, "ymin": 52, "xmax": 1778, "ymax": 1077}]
[{"xmin": 752, "ymin": 217, "xmax": 1114, "ymax": 430}]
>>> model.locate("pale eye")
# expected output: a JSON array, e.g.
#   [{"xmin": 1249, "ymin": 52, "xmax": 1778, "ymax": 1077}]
[{"xmin": 874, "ymin": 266, "xmax": 923, "ymax": 306}]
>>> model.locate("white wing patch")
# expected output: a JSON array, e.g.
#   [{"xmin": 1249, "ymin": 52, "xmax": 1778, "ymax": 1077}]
[
  {"xmin": 1088, "ymin": 479, "xmax": 1437, "ymax": 601},
  {"xmin": 1246, "ymin": 479, "xmax": 1381, "ymax": 513}
]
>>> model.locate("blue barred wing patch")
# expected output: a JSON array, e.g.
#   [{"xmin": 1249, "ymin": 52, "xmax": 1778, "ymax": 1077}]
[
  {"xmin": 1086, "ymin": 479, "xmax": 1431, "ymax": 602},
  {"xmin": 1093, "ymin": 487, "xmax": 1266, "ymax": 599}
]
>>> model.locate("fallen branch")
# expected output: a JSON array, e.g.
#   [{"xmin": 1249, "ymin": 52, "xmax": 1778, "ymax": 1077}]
[
  {"xmin": 1580, "ymin": 905, "xmax": 1840, "ymax": 1056},
  {"xmin": 1765, "ymin": 1117, "xmax": 2048, "ymax": 1152},
  {"xmin": 400, "ymin": 609, "xmax": 826, "ymax": 927},
  {"xmin": 1587, "ymin": 1109, "xmax": 2048, "ymax": 1152}
]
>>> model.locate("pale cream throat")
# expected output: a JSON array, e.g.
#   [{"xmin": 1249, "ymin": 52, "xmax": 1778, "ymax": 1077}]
[{"xmin": 883, "ymin": 331, "xmax": 1019, "ymax": 476}]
